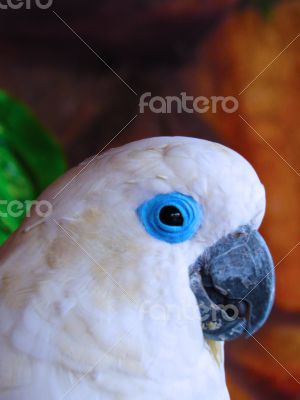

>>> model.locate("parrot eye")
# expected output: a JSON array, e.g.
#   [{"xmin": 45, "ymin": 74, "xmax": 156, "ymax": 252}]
[
  {"xmin": 136, "ymin": 192, "xmax": 204, "ymax": 244},
  {"xmin": 159, "ymin": 206, "xmax": 184, "ymax": 226}
]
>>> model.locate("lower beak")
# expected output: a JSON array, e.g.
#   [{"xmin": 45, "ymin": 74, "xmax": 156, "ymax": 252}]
[{"xmin": 189, "ymin": 225, "xmax": 275, "ymax": 341}]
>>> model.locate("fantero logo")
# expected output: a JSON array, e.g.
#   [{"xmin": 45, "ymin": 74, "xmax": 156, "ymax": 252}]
[
  {"xmin": 139, "ymin": 92, "xmax": 239, "ymax": 115},
  {"xmin": 0, "ymin": 0, "xmax": 53, "ymax": 9}
]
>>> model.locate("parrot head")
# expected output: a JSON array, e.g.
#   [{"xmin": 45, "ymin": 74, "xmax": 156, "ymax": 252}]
[
  {"xmin": 127, "ymin": 137, "xmax": 274, "ymax": 341},
  {"xmin": 38, "ymin": 136, "xmax": 274, "ymax": 342}
]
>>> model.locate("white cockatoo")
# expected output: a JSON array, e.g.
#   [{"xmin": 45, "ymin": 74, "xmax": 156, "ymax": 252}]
[{"xmin": 0, "ymin": 137, "xmax": 275, "ymax": 400}]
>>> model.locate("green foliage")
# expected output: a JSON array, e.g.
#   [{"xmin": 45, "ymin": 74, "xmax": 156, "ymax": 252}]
[{"xmin": 0, "ymin": 91, "xmax": 66, "ymax": 245}]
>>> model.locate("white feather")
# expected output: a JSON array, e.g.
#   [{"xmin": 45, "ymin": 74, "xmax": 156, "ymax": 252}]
[{"xmin": 0, "ymin": 137, "xmax": 266, "ymax": 399}]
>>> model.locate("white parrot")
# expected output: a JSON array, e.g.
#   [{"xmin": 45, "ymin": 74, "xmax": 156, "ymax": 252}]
[{"xmin": 0, "ymin": 137, "xmax": 275, "ymax": 400}]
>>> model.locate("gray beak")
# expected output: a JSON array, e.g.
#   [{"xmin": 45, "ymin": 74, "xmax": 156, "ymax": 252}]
[{"xmin": 189, "ymin": 225, "xmax": 275, "ymax": 341}]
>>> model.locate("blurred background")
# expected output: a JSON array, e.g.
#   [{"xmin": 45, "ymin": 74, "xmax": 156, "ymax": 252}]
[{"xmin": 0, "ymin": 0, "xmax": 299, "ymax": 398}]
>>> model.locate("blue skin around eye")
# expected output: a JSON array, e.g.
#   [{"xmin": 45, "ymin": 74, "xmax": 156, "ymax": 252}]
[{"xmin": 136, "ymin": 192, "xmax": 204, "ymax": 244}]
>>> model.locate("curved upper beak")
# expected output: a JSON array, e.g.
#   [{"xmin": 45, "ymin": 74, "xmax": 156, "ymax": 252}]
[{"xmin": 189, "ymin": 225, "xmax": 275, "ymax": 341}]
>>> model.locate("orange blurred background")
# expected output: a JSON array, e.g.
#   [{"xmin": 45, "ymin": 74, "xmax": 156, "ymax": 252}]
[{"xmin": 0, "ymin": 0, "xmax": 299, "ymax": 398}]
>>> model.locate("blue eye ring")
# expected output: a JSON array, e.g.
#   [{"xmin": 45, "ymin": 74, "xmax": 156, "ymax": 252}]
[{"xmin": 136, "ymin": 192, "xmax": 204, "ymax": 244}]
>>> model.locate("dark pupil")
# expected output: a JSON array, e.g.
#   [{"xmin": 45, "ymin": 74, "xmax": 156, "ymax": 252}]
[{"xmin": 159, "ymin": 206, "xmax": 184, "ymax": 226}]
